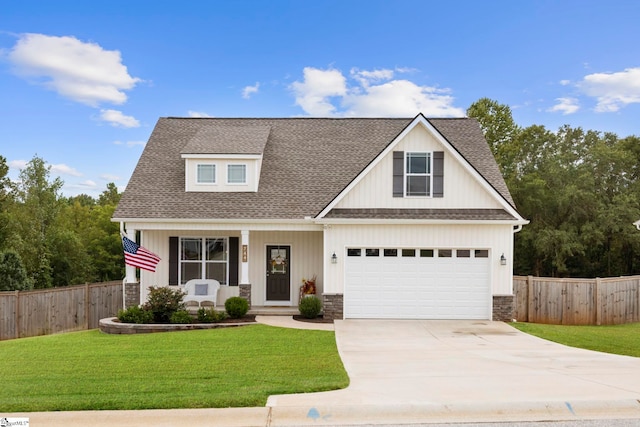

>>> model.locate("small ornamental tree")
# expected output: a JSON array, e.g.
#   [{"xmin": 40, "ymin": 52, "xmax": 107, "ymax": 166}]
[{"xmin": 142, "ymin": 286, "xmax": 186, "ymax": 323}]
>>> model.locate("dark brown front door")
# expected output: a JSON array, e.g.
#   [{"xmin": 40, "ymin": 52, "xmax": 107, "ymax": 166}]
[{"xmin": 266, "ymin": 245, "xmax": 290, "ymax": 301}]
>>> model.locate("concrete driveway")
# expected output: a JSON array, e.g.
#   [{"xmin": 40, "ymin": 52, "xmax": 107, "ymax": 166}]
[{"xmin": 267, "ymin": 320, "xmax": 640, "ymax": 424}]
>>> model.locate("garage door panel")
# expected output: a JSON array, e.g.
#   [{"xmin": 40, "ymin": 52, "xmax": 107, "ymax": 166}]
[{"xmin": 345, "ymin": 248, "xmax": 491, "ymax": 320}]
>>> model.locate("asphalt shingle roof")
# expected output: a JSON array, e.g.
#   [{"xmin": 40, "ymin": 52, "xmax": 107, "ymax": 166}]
[{"xmin": 113, "ymin": 116, "xmax": 517, "ymax": 221}]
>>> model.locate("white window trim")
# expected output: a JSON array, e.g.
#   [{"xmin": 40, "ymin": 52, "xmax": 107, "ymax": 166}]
[
  {"xmin": 227, "ymin": 164, "xmax": 247, "ymax": 185},
  {"xmin": 404, "ymin": 152, "xmax": 432, "ymax": 197},
  {"xmin": 196, "ymin": 163, "xmax": 217, "ymax": 185},
  {"xmin": 178, "ymin": 237, "xmax": 229, "ymax": 285}
]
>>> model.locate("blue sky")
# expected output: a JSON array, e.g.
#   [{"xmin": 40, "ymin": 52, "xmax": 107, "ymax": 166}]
[{"xmin": 1, "ymin": 0, "xmax": 639, "ymax": 197}]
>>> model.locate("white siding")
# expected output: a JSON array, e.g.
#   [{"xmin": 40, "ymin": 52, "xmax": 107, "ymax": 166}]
[
  {"xmin": 137, "ymin": 229, "xmax": 323, "ymax": 307},
  {"xmin": 335, "ymin": 125, "xmax": 502, "ymax": 210},
  {"xmin": 184, "ymin": 157, "xmax": 261, "ymax": 192},
  {"xmin": 248, "ymin": 231, "xmax": 323, "ymax": 306}
]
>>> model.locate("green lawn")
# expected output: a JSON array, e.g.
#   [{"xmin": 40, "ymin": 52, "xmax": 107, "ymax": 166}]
[
  {"xmin": 0, "ymin": 325, "xmax": 349, "ymax": 412},
  {"xmin": 510, "ymin": 322, "xmax": 640, "ymax": 357}
]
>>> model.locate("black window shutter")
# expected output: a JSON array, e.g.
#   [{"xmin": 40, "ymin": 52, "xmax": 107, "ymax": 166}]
[
  {"xmin": 229, "ymin": 237, "xmax": 239, "ymax": 286},
  {"xmin": 433, "ymin": 151, "xmax": 444, "ymax": 198},
  {"xmin": 393, "ymin": 151, "xmax": 404, "ymax": 197},
  {"xmin": 169, "ymin": 237, "xmax": 179, "ymax": 285}
]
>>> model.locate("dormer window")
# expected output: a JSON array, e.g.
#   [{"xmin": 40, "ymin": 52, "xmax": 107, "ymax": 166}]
[
  {"xmin": 197, "ymin": 164, "xmax": 216, "ymax": 184},
  {"xmin": 227, "ymin": 164, "xmax": 247, "ymax": 184}
]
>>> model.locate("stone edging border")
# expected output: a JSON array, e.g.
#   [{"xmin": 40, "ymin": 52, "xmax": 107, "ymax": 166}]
[{"xmin": 99, "ymin": 317, "xmax": 254, "ymax": 334}]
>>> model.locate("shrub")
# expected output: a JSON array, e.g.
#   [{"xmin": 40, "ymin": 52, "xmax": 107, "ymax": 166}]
[
  {"xmin": 117, "ymin": 306, "xmax": 154, "ymax": 324},
  {"xmin": 143, "ymin": 286, "xmax": 186, "ymax": 323},
  {"xmin": 225, "ymin": 297, "xmax": 249, "ymax": 319},
  {"xmin": 170, "ymin": 310, "xmax": 194, "ymax": 324},
  {"xmin": 197, "ymin": 307, "xmax": 228, "ymax": 323},
  {"xmin": 299, "ymin": 295, "xmax": 322, "ymax": 319}
]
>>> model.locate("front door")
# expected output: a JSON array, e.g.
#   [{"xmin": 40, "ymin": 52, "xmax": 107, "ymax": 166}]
[{"xmin": 266, "ymin": 245, "xmax": 291, "ymax": 301}]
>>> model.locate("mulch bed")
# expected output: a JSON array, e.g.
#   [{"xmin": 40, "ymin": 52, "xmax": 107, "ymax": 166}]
[{"xmin": 293, "ymin": 315, "xmax": 334, "ymax": 324}]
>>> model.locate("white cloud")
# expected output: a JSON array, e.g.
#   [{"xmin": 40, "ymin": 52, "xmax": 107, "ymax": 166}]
[
  {"xmin": 579, "ymin": 67, "xmax": 640, "ymax": 112},
  {"xmin": 7, "ymin": 33, "xmax": 141, "ymax": 107},
  {"xmin": 113, "ymin": 140, "xmax": 146, "ymax": 147},
  {"xmin": 188, "ymin": 110, "xmax": 213, "ymax": 118},
  {"xmin": 350, "ymin": 68, "xmax": 395, "ymax": 87},
  {"xmin": 290, "ymin": 66, "xmax": 464, "ymax": 117},
  {"xmin": 8, "ymin": 160, "xmax": 27, "ymax": 170},
  {"xmin": 548, "ymin": 97, "xmax": 580, "ymax": 115},
  {"xmin": 50, "ymin": 163, "xmax": 82, "ymax": 177},
  {"xmin": 100, "ymin": 173, "xmax": 120, "ymax": 181},
  {"xmin": 242, "ymin": 82, "xmax": 260, "ymax": 99},
  {"xmin": 559, "ymin": 80, "xmax": 571, "ymax": 86},
  {"xmin": 99, "ymin": 109, "xmax": 140, "ymax": 128},
  {"xmin": 290, "ymin": 67, "xmax": 347, "ymax": 116}
]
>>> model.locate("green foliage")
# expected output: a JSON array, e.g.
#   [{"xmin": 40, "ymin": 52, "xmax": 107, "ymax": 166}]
[
  {"xmin": 225, "ymin": 296, "xmax": 249, "ymax": 318},
  {"xmin": 469, "ymin": 98, "xmax": 640, "ymax": 278},
  {"xmin": 170, "ymin": 309, "xmax": 194, "ymax": 324},
  {"xmin": 0, "ymin": 250, "xmax": 32, "ymax": 291},
  {"xmin": 197, "ymin": 307, "xmax": 228, "ymax": 323},
  {"xmin": 143, "ymin": 286, "xmax": 186, "ymax": 323},
  {"xmin": 299, "ymin": 295, "xmax": 322, "ymax": 319},
  {"xmin": 0, "ymin": 156, "xmax": 123, "ymax": 289},
  {"xmin": 117, "ymin": 306, "xmax": 154, "ymax": 324}
]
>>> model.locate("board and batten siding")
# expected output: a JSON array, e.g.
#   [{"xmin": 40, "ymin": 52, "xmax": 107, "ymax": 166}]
[
  {"xmin": 137, "ymin": 229, "xmax": 322, "ymax": 307},
  {"xmin": 248, "ymin": 231, "xmax": 323, "ymax": 306},
  {"xmin": 335, "ymin": 124, "xmax": 502, "ymax": 210},
  {"xmin": 323, "ymin": 223, "xmax": 514, "ymax": 296}
]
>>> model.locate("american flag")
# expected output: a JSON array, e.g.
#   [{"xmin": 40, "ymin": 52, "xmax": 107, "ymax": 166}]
[{"xmin": 122, "ymin": 236, "xmax": 161, "ymax": 272}]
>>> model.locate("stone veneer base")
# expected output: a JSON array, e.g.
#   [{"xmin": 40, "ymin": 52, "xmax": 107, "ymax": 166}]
[
  {"xmin": 492, "ymin": 294, "xmax": 515, "ymax": 322},
  {"xmin": 99, "ymin": 317, "xmax": 253, "ymax": 335}
]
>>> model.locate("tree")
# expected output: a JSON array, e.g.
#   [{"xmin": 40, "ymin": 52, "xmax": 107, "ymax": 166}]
[
  {"xmin": 466, "ymin": 98, "xmax": 521, "ymax": 179},
  {"xmin": 0, "ymin": 250, "xmax": 31, "ymax": 291},
  {"xmin": 12, "ymin": 156, "xmax": 63, "ymax": 288}
]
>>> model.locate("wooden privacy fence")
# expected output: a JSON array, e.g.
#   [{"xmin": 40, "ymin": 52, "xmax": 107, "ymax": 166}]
[
  {"xmin": 514, "ymin": 275, "xmax": 640, "ymax": 325},
  {"xmin": 0, "ymin": 281, "xmax": 122, "ymax": 341}
]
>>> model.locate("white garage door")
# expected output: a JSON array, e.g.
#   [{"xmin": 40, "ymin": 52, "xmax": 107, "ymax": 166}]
[{"xmin": 344, "ymin": 248, "xmax": 491, "ymax": 319}]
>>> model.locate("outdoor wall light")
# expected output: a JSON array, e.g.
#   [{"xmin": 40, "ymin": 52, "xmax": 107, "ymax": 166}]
[
  {"xmin": 500, "ymin": 253, "xmax": 507, "ymax": 265},
  {"xmin": 331, "ymin": 252, "xmax": 338, "ymax": 264}
]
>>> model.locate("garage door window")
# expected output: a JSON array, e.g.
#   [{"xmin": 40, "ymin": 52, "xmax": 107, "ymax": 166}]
[
  {"xmin": 420, "ymin": 249, "xmax": 434, "ymax": 257},
  {"xmin": 366, "ymin": 249, "xmax": 380, "ymax": 257},
  {"xmin": 457, "ymin": 249, "xmax": 471, "ymax": 258},
  {"xmin": 438, "ymin": 249, "xmax": 453, "ymax": 257},
  {"xmin": 402, "ymin": 249, "xmax": 416, "ymax": 257},
  {"xmin": 384, "ymin": 249, "xmax": 398, "ymax": 257},
  {"xmin": 347, "ymin": 248, "xmax": 361, "ymax": 257},
  {"xmin": 475, "ymin": 250, "xmax": 489, "ymax": 258}
]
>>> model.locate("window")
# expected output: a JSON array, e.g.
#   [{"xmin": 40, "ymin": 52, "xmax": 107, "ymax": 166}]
[
  {"xmin": 420, "ymin": 249, "xmax": 434, "ymax": 257},
  {"xmin": 227, "ymin": 164, "xmax": 247, "ymax": 184},
  {"xmin": 384, "ymin": 249, "xmax": 398, "ymax": 257},
  {"xmin": 197, "ymin": 164, "xmax": 216, "ymax": 184},
  {"xmin": 474, "ymin": 249, "xmax": 489, "ymax": 258},
  {"xmin": 179, "ymin": 237, "xmax": 228, "ymax": 285},
  {"xmin": 402, "ymin": 249, "xmax": 416, "ymax": 257},
  {"xmin": 405, "ymin": 152, "xmax": 431, "ymax": 196},
  {"xmin": 366, "ymin": 249, "xmax": 380, "ymax": 257},
  {"xmin": 457, "ymin": 250, "xmax": 471, "ymax": 258},
  {"xmin": 438, "ymin": 249, "xmax": 452, "ymax": 258},
  {"xmin": 347, "ymin": 248, "xmax": 362, "ymax": 257}
]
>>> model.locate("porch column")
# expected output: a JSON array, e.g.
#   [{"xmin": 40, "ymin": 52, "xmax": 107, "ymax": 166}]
[
  {"xmin": 240, "ymin": 230, "xmax": 250, "ymax": 284},
  {"xmin": 125, "ymin": 227, "xmax": 137, "ymax": 285}
]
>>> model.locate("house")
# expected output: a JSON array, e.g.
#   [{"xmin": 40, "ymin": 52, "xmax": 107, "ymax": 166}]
[{"xmin": 112, "ymin": 114, "xmax": 528, "ymax": 320}]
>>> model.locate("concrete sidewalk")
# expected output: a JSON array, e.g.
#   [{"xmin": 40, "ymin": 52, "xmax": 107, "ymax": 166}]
[{"xmin": 7, "ymin": 318, "xmax": 640, "ymax": 426}]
